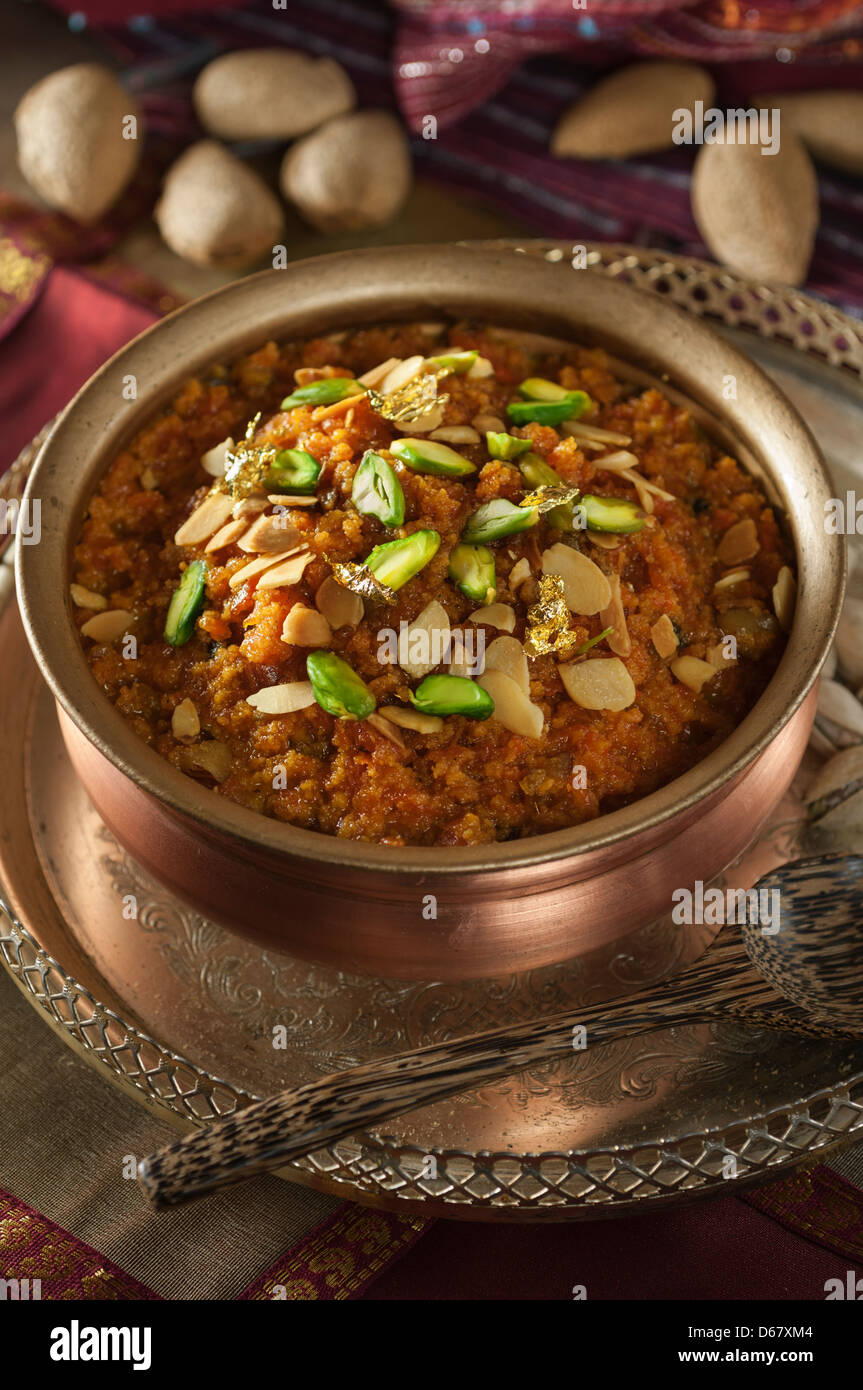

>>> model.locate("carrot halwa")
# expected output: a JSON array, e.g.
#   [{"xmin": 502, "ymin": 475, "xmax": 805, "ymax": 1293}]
[{"xmin": 72, "ymin": 323, "xmax": 794, "ymax": 846}]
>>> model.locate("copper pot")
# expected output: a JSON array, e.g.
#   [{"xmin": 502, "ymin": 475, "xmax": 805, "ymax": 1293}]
[{"xmin": 16, "ymin": 246, "xmax": 843, "ymax": 979}]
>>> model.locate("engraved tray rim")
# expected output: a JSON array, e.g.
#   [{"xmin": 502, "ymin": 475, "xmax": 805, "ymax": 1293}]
[{"xmin": 3, "ymin": 240, "xmax": 863, "ymax": 1222}]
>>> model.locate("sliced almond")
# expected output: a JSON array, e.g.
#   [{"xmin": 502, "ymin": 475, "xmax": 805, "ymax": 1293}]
[
  {"xmin": 205, "ymin": 518, "xmax": 247, "ymax": 553},
  {"xmin": 586, "ymin": 531, "xmax": 621, "ymax": 551},
  {"xmin": 267, "ymin": 493, "xmax": 318, "ymax": 507},
  {"xmin": 402, "ymin": 404, "xmax": 445, "ymax": 434},
  {"xmin": 281, "ymin": 603, "xmax": 332, "ymax": 647},
  {"xmin": 70, "ymin": 583, "xmax": 107, "ymax": 611},
  {"xmin": 172, "ymin": 697, "xmax": 200, "ymax": 740},
  {"xmin": 478, "ymin": 669, "xmax": 544, "ymax": 740},
  {"xmin": 599, "ymin": 574, "xmax": 630, "ymax": 658},
  {"xmin": 508, "ymin": 557, "xmax": 532, "ymax": 591},
  {"xmin": 399, "ymin": 599, "xmax": 450, "ymax": 680},
  {"xmin": 315, "ymin": 574, "xmax": 364, "ymax": 629},
  {"xmin": 257, "ymin": 550, "xmax": 314, "ymax": 591},
  {"xmin": 564, "ymin": 421, "xmax": 632, "ymax": 447},
  {"xmin": 228, "ymin": 547, "xmax": 306, "ymax": 590},
  {"xmin": 671, "ymin": 655, "xmax": 717, "ymax": 694},
  {"xmin": 201, "ymin": 437, "xmax": 234, "ymax": 479},
  {"xmin": 621, "ymin": 469, "xmax": 675, "ymax": 502},
  {"xmin": 706, "ymin": 640, "xmax": 737, "ymax": 668},
  {"xmin": 448, "ymin": 643, "xmax": 484, "ymax": 679},
  {"xmin": 247, "ymin": 681, "xmax": 316, "ymax": 714},
  {"xmin": 773, "ymin": 565, "xmax": 796, "ymax": 633},
  {"xmin": 651, "ymin": 614, "xmax": 679, "ymax": 660},
  {"xmin": 467, "ymin": 356, "xmax": 494, "ymax": 379},
  {"xmin": 367, "ymin": 712, "xmax": 407, "ymax": 749},
  {"xmin": 237, "ymin": 511, "xmax": 301, "ymax": 554},
  {"xmin": 559, "ymin": 656, "xmax": 636, "ymax": 711},
  {"xmin": 140, "ymin": 467, "xmax": 159, "ymax": 490},
  {"xmin": 80, "ymin": 609, "xmax": 133, "ymax": 642},
  {"xmin": 381, "ymin": 355, "xmax": 425, "ymax": 396},
  {"xmin": 592, "ymin": 450, "xmax": 640, "ymax": 473},
  {"xmin": 178, "ymin": 740, "xmax": 231, "ymax": 782},
  {"xmin": 232, "ymin": 495, "xmax": 269, "ymax": 519},
  {"xmin": 380, "ymin": 705, "xmax": 444, "ymax": 734},
  {"xmin": 542, "ymin": 543, "xmax": 612, "ymax": 615},
  {"xmin": 714, "ymin": 568, "xmax": 750, "ymax": 592},
  {"xmin": 469, "ymin": 602, "xmax": 515, "ymax": 633},
  {"xmin": 174, "ymin": 490, "xmax": 235, "ymax": 546},
  {"xmin": 472, "ymin": 412, "xmax": 506, "ymax": 433},
  {"xmin": 358, "ymin": 356, "xmax": 400, "ymax": 389},
  {"xmin": 620, "ymin": 469, "xmax": 654, "ymax": 514},
  {"xmin": 429, "ymin": 425, "xmax": 481, "ymax": 445},
  {"xmin": 484, "ymin": 635, "xmax": 530, "ymax": 694},
  {"xmin": 717, "ymin": 517, "xmax": 759, "ymax": 567}
]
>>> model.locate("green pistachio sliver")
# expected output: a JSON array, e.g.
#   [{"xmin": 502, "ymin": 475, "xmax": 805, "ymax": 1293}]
[
  {"xmin": 518, "ymin": 377, "xmax": 570, "ymax": 402},
  {"xmin": 519, "ymin": 452, "xmax": 561, "ymax": 489},
  {"xmin": 352, "ymin": 450, "xmax": 405, "ymax": 527},
  {"xmin": 390, "ymin": 437, "xmax": 476, "ymax": 477},
  {"xmin": 424, "ymin": 349, "xmax": 478, "ymax": 374},
  {"xmin": 514, "ymin": 452, "xmax": 573, "ymax": 529},
  {"xmin": 506, "ymin": 391, "xmax": 592, "ymax": 427},
  {"xmin": 411, "ymin": 674, "xmax": 494, "ymax": 720},
  {"xmin": 306, "ymin": 651, "xmax": 376, "ymax": 720},
  {"xmin": 280, "ymin": 378, "xmax": 363, "ymax": 410},
  {"xmin": 580, "ymin": 494, "xmax": 646, "ymax": 534},
  {"xmin": 365, "ymin": 529, "xmax": 441, "ymax": 590},
  {"xmin": 462, "ymin": 499, "xmax": 538, "ymax": 544},
  {"xmin": 448, "ymin": 543, "xmax": 496, "ymax": 603},
  {"xmin": 486, "ymin": 431, "xmax": 532, "ymax": 461},
  {"xmin": 267, "ymin": 448, "xmax": 321, "ymax": 495},
  {"xmin": 574, "ymin": 625, "xmax": 614, "ymax": 656},
  {"xmin": 164, "ymin": 559, "xmax": 207, "ymax": 647}
]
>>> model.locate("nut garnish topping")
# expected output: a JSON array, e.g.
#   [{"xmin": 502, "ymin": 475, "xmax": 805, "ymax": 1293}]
[
  {"xmin": 247, "ymin": 681, "xmax": 316, "ymax": 714},
  {"xmin": 281, "ymin": 604, "xmax": 332, "ymax": 647},
  {"xmin": 70, "ymin": 583, "xmax": 107, "ymax": 611},
  {"xmin": 599, "ymin": 574, "xmax": 631, "ymax": 658},
  {"xmin": 671, "ymin": 655, "xmax": 717, "ymax": 693},
  {"xmin": 174, "ymin": 490, "xmax": 235, "ymax": 546},
  {"xmin": 559, "ymin": 657, "xmax": 636, "ymax": 711},
  {"xmin": 171, "ymin": 697, "xmax": 200, "ymax": 740},
  {"xmin": 315, "ymin": 575, "xmax": 364, "ymax": 629},
  {"xmin": 80, "ymin": 609, "xmax": 133, "ymax": 642},
  {"xmin": 717, "ymin": 518, "xmax": 759, "ymax": 567},
  {"xmin": 541, "ymin": 542, "xmax": 612, "ymax": 615},
  {"xmin": 650, "ymin": 614, "xmax": 679, "ymax": 659},
  {"xmin": 773, "ymin": 565, "xmax": 796, "ymax": 632},
  {"xmin": 478, "ymin": 669, "xmax": 544, "ymax": 739}
]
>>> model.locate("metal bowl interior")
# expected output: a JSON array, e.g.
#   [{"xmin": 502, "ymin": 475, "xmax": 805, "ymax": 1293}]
[{"xmin": 15, "ymin": 245, "xmax": 844, "ymax": 888}]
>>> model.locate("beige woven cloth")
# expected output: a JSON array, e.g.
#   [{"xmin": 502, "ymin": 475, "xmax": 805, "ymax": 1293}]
[{"xmin": 0, "ymin": 967, "xmax": 339, "ymax": 1300}]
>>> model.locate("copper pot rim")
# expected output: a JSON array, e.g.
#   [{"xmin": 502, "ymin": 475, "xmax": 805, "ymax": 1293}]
[{"xmin": 16, "ymin": 244, "xmax": 844, "ymax": 878}]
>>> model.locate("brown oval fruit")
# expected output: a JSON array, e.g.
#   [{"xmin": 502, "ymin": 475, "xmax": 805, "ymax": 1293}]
[
  {"xmin": 14, "ymin": 63, "xmax": 141, "ymax": 223},
  {"xmin": 755, "ymin": 90, "xmax": 863, "ymax": 176},
  {"xmin": 155, "ymin": 141, "xmax": 284, "ymax": 268},
  {"xmin": 552, "ymin": 61, "xmax": 715, "ymax": 160},
  {"xmin": 691, "ymin": 131, "xmax": 818, "ymax": 286},
  {"xmin": 280, "ymin": 110, "xmax": 412, "ymax": 233},
  {"xmin": 193, "ymin": 48, "xmax": 355, "ymax": 142}
]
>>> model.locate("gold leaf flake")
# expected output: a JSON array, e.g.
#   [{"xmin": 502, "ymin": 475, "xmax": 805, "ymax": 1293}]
[
  {"xmin": 325, "ymin": 554, "xmax": 397, "ymax": 606},
  {"xmin": 217, "ymin": 414, "xmax": 280, "ymax": 499},
  {"xmin": 366, "ymin": 366, "xmax": 450, "ymax": 425},
  {"xmin": 525, "ymin": 575, "xmax": 583, "ymax": 658},
  {"xmin": 519, "ymin": 484, "xmax": 581, "ymax": 513}
]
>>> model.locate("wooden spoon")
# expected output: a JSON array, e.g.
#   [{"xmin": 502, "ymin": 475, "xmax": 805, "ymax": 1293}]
[{"xmin": 138, "ymin": 854, "xmax": 863, "ymax": 1208}]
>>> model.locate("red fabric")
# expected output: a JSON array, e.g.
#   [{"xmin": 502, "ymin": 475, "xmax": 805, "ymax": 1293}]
[
  {"xmin": 360, "ymin": 1191, "xmax": 863, "ymax": 1301},
  {"xmin": 0, "ymin": 267, "xmax": 156, "ymax": 473}
]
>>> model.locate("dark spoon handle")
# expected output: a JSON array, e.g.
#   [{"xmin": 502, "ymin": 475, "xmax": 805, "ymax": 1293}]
[{"xmin": 138, "ymin": 936, "xmax": 831, "ymax": 1210}]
